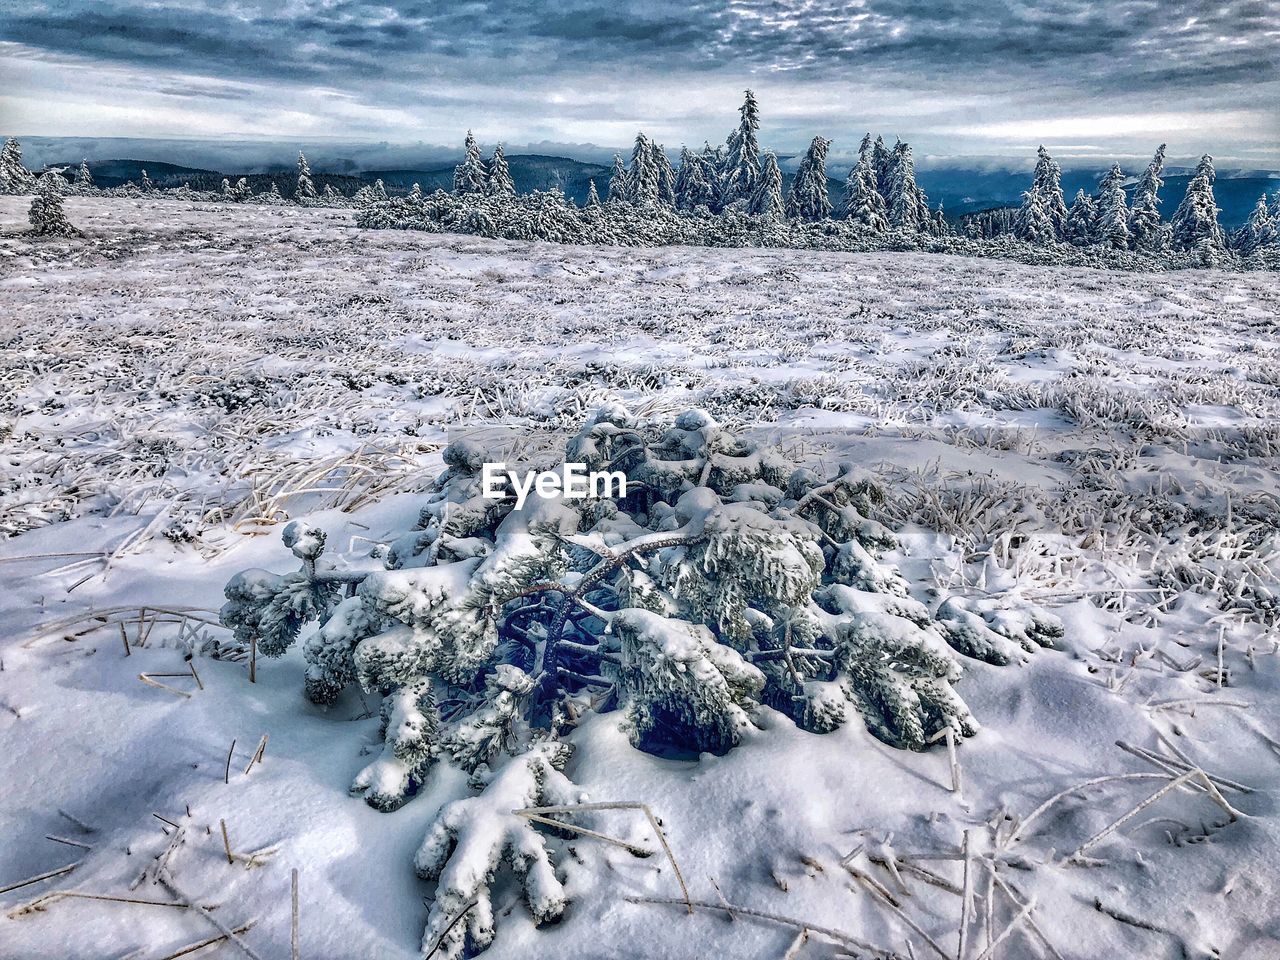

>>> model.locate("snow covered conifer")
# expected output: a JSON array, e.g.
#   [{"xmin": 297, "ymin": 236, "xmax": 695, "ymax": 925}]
[
  {"xmin": 28, "ymin": 173, "xmax": 79, "ymax": 237},
  {"xmin": 885, "ymin": 140, "xmax": 930, "ymax": 232},
  {"xmin": 409, "ymin": 182, "xmax": 423, "ymax": 199},
  {"xmin": 75, "ymin": 159, "xmax": 93, "ymax": 190},
  {"xmin": 1064, "ymin": 189, "xmax": 1096, "ymax": 245},
  {"xmin": 1014, "ymin": 146, "xmax": 1066, "ymax": 242},
  {"xmin": 323, "ymin": 183, "xmax": 342, "ymax": 203},
  {"xmin": 747, "ymin": 151, "xmax": 784, "ymax": 218},
  {"xmin": 296, "ymin": 151, "xmax": 316, "ymax": 200},
  {"xmin": 650, "ymin": 141, "xmax": 677, "ymax": 207},
  {"xmin": 232, "ymin": 177, "xmax": 251, "ymax": 201},
  {"xmin": 842, "ymin": 153, "xmax": 888, "ymax": 232},
  {"xmin": 675, "ymin": 147, "xmax": 719, "ymax": 211},
  {"xmin": 1128, "ymin": 143, "xmax": 1166, "ymax": 249},
  {"xmin": 627, "ymin": 133, "xmax": 660, "ymax": 205},
  {"xmin": 721, "ymin": 89, "xmax": 761, "ymax": 205},
  {"xmin": 453, "ymin": 130, "xmax": 488, "ymax": 196},
  {"xmin": 585, "ymin": 179, "xmax": 601, "ymax": 208},
  {"xmin": 1236, "ymin": 193, "xmax": 1274, "ymax": 256},
  {"xmin": 785, "ymin": 136, "xmax": 832, "ymax": 221},
  {"xmin": 221, "ymin": 405, "xmax": 1063, "ymax": 956},
  {"xmin": 1094, "ymin": 164, "xmax": 1130, "ymax": 249},
  {"xmin": 486, "ymin": 144, "xmax": 515, "ymax": 196},
  {"xmin": 220, "ymin": 178, "xmax": 232, "ymax": 198},
  {"xmin": 1, "ymin": 138, "xmax": 32, "ymax": 193},
  {"xmin": 1170, "ymin": 154, "xmax": 1224, "ymax": 252},
  {"xmin": 140, "ymin": 169, "xmax": 154, "ymax": 191},
  {"xmin": 871, "ymin": 134, "xmax": 891, "ymax": 195},
  {"xmin": 606, "ymin": 155, "xmax": 627, "ymax": 202},
  {"xmin": 373, "ymin": 178, "xmax": 387, "ymax": 201}
]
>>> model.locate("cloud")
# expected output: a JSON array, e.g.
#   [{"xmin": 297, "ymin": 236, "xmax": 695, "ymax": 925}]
[{"xmin": 1, "ymin": 0, "xmax": 1276, "ymax": 161}]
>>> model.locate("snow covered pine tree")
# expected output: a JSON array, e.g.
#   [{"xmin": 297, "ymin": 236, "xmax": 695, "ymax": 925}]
[
  {"xmin": 28, "ymin": 171, "xmax": 80, "ymax": 237},
  {"xmin": 222, "ymin": 406, "xmax": 1062, "ymax": 959}
]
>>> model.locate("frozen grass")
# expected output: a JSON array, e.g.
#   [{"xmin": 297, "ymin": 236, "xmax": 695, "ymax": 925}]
[{"xmin": 2, "ymin": 196, "xmax": 1280, "ymax": 960}]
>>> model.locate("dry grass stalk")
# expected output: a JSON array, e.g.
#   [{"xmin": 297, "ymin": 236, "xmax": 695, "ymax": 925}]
[
  {"xmin": 291, "ymin": 868, "xmax": 300, "ymax": 960},
  {"xmin": 220, "ymin": 819, "xmax": 234, "ymax": 865},
  {"xmin": 518, "ymin": 802, "xmax": 692, "ymax": 912},
  {"xmin": 6, "ymin": 889, "xmax": 189, "ymax": 920},
  {"xmin": 628, "ymin": 896, "xmax": 899, "ymax": 959},
  {"xmin": 243, "ymin": 735, "xmax": 268, "ymax": 775},
  {"xmin": 224, "ymin": 740, "xmax": 236, "ymax": 784},
  {"xmin": 0, "ymin": 862, "xmax": 79, "ymax": 896},
  {"xmin": 154, "ymin": 922, "xmax": 256, "ymax": 960}
]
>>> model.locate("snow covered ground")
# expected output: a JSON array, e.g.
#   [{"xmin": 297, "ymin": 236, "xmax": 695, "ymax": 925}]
[{"xmin": 2, "ymin": 195, "xmax": 1279, "ymax": 960}]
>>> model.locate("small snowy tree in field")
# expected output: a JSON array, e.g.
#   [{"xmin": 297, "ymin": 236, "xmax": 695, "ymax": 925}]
[
  {"xmin": 324, "ymin": 183, "xmax": 342, "ymax": 203},
  {"xmin": 1170, "ymin": 155, "xmax": 1224, "ymax": 253},
  {"xmin": 785, "ymin": 136, "xmax": 832, "ymax": 221},
  {"xmin": 232, "ymin": 177, "xmax": 252, "ymax": 201},
  {"xmin": 1094, "ymin": 164, "xmax": 1130, "ymax": 249},
  {"xmin": 1064, "ymin": 189, "xmax": 1096, "ymax": 245},
  {"xmin": 28, "ymin": 173, "xmax": 79, "ymax": 237},
  {"xmin": 842, "ymin": 153, "xmax": 888, "ymax": 232},
  {"xmin": 75, "ymin": 159, "xmax": 93, "ymax": 190},
  {"xmin": 1, "ymin": 138, "xmax": 32, "ymax": 193},
  {"xmin": 453, "ymin": 131, "xmax": 488, "ymax": 196},
  {"xmin": 222, "ymin": 406, "xmax": 1061, "ymax": 959},
  {"xmin": 721, "ymin": 88, "xmax": 761, "ymax": 205},
  {"xmin": 220, "ymin": 178, "xmax": 232, "ymax": 198},
  {"xmin": 486, "ymin": 144, "xmax": 515, "ymax": 196},
  {"xmin": 1014, "ymin": 146, "xmax": 1066, "ymax": 242},
  {"xmin": 627, "ymin": 133, "xmax": 660, "ymax": 205},
  {"xmin": 409, "ymin": 182, "xmax": 423, "ymax": 199},
  {"xmin": 1235, "ymin": 193, "xmax": 1274, "ymax": 256},
  {"xmin": 606, "ymin": 154, "xmax": 627, "ymax": 202},
  {"xmin": 373, "ymin": 178, "xmax": 388, "ymax": 201},
  {"xmin": 140, "ymin": 169, "xmax": 154, "ymax": 192},
  {"xmin": 584, "ymin": 179, "xmax": 601, "ymax": 208},
  {"xmin": 747, "ymin": 151, "xmax": 784, "ymax": 218},
  {"xmin": 1128, "ymin": 143, "xmax": 1166, "ymax": 249},
  {"xmin": 296, "ymin": 151, "xmax": 316, "ymax": 200}
]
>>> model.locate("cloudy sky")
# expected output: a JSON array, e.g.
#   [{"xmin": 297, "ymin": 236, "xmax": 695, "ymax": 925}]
[{"xmin": 1, "ymin": 0, "xmax": 1277, "ymax": 168}]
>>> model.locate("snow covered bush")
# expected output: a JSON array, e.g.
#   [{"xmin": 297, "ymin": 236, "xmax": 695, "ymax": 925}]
[
  {"xmin": 220, "ymin": 406, "xmax": 1062, "ymax": 956},
  {"xmin": 27, "ymin": 173, "xmax": 80, "ymax": 237}
]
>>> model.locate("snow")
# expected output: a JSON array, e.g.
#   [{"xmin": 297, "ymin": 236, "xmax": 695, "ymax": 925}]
[{"xmin": 2, "ymin": 195, "xmax": 1280, "ymax": 959}]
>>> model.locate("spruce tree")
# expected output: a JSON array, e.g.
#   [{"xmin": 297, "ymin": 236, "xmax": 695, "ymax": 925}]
[
  {"xmin": 1094, "ymin": 164, "xmax": 1130, "ymax": 249},
  {"xmin": 627, "ymin": 133, "xmax": 660, "ymax": 205},
  {"xmin": 410, "ymin": 182, "xmax": 423, "ymax": 199},
  {"xmin": 885, "ymin": 140, "xmax": 930, "ymax": 232},
  {"xmin": 1170, "ymin": 154, "xmax": 1224, "ymax": 252},
  {"xmin": 606, "ymin": 155, "xmax": 627, "ymax": 202},
  {"xmin": 747, "ymin": 151, "xmax": 785, "ymax": 218},
  {"xmin": 296, "ymin": 151, "xmax": 316, "ymax": 200},
  {"xmin": 0, "ymin": 138, "xmax": 31, "ymax": 193},
  {"xmin": 1063, "ymin": 189, "xmax": 1097, "ymax": 245},
  {"xmin": 28, "ymin": 172, "xmax": 79, "ymax": 236},
  {"xmin": 140, "ymin": 169, "xmax": 155, "ymax": 192},
  {"xmin": 1014, "ymin": 146, "xmax": 1066, "ymax": 242},
  {"xmin": 232, "ymin": 177, "xmax": 251, "ymax": 201},
  {"xmin": 785, "ymin": 136, "xmax": 832, "ymax": 221},
  {"xmin": 453, "ymin": 131, "xmax": 488, "ymax": 196},
  {"xmin": 75, "ymin": 159, "xmax": 93, "ymax": 189},
  {"xmin": 651, "ymin": 141, "xmax": 677, "ymax": 207},
  {"xmin": 871, "ymin": 135, "xmax": 891, "ymax": 195},
  {"xmin": 1235, "ymin": 193, "xmax": 1274, "ymax": 255},
  {"xmin": 675, "ymin": 147, "xmax": 718, "ymax": 211},
  {"xmin": 220, "ymin": 178, "xmax": 232, "ymax": 199},
  {"xmin": 1128, "ymin": 144, "xmax": 1166, "ymax": 249},
  {"xmin": 585, "ymin": 179, "xmax": 601, "ymax": 208},
  {"xmin": 373, "ymin": 179, "xmax": 388, "ymax": 201},
  {"xmin": 721, "ymin": 89, "xmax": 761, "ymax": 205},
  {"xmin": 487, "ymin": 144, "xmax": 515, "ymax": 196},
  {"xmin": 842, "ymin": 154, "xmax": 888, "ymax": 232}
]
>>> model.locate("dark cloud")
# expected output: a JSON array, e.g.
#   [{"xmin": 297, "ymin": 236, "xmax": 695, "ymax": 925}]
[{"xmin": 2, "ymin": 0, "xmax": 1275, "ymax": 157}]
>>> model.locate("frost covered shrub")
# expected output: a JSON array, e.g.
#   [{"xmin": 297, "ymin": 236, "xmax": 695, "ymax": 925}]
[
  {"xmin": 221, "ymin": 406, "xmax": 1062, "ymax": 958},
  {"xmin": 356, "ymin": 189, "xmax": 1264, "ymax": 272}
]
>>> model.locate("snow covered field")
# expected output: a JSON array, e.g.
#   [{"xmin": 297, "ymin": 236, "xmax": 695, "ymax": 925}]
[{"xmin": 2, "ymin": 195, "xmax": 1280, "ymax": 960}]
